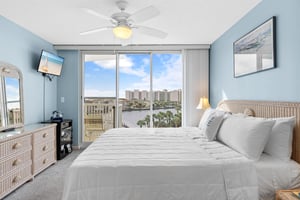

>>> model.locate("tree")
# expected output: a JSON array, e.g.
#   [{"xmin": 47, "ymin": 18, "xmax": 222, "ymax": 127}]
[
  {"xmin": 173, "ymin": 110, "xmax": 182, "ymax": 127},
  {"xmin": 137, "ymin": 120, "xmax": 146, "ymax": 128},
  {"xmin": 152, "ymin": 113, "xmax": 158, "ymax": 127},
  {"xmin": 157, "ymin": 112, "xmax": 165, "ymax": 127},
  {"xmin": 145, "ymin": 115, "xmax": 150, "ymax": 127},
  {"xmin": 165, "ymin": 111, "xmax": 173, "ymax": 126}
]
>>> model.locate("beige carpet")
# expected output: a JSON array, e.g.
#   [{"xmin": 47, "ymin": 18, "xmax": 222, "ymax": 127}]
[{"xmin": 4, "ymin": 149, "xmax": 83, "ymax": 200}]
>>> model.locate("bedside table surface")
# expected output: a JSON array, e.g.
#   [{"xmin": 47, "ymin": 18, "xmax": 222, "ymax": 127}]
[{"xmin": 277, "ymin": 189, "xmax": 300, "ymax": 200}]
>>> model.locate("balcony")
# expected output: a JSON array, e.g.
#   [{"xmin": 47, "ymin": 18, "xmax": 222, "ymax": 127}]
[{"xmin": 84, "ymin": 98, "xmax": 116, "ymax": 142}]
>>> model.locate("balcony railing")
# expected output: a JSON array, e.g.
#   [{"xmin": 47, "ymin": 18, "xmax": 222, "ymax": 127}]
[
  {"xmin": 83, "ymin": 97, "xmax": 181, "ymax": 142},
  {"xmin": 84, "ymin": 101, "xmax": 116, "ymax": 142}
]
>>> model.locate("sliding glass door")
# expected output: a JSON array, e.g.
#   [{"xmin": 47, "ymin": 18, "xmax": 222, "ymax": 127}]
[
  {"xmin": 152, "ymin": 53, "xmax": 182, "ymax": 127},
  {"xmin": 83, "ymin": 51, "xmax": 183, "ymax": 142},
  {"xmin": 83, "ymin": 54, "xmax": 116, "ymax": 142},
  {"xmin": 118, "ymin": 53, "xmax": 151, "ymax": 128}
]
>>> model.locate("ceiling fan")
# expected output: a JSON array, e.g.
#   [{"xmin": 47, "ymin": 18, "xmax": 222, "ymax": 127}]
[{"xmin": 80, "ymin": 0, "xmax": 167, "ymax": 40}]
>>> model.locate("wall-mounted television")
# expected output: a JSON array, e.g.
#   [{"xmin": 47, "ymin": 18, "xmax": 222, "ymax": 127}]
[{"xmin": 37, "ymin": 50, "xmax": 64, "ymax": 76}]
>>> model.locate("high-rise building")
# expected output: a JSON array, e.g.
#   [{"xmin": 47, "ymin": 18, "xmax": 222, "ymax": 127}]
[
  {"xmin": 169, "ymin": 89, "xmax": 182, "ymax": 102},
  {"xmin": 141, "ymin": 90, "xmax": 149, "ymax": 100},
  {"xmin": 125, "ymin": 90, "xmax": 134, "ymax": 100},
  {"xmin": 133, "ymin": 89, "xmax": 140, "ymax": 100},
  {"xmin": 125, "ymin": 89, "xmax": 181, "ymax": 103}
]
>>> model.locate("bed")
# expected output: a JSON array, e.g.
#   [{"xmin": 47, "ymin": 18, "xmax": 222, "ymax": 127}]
[{"xmin": 62, "ymin": 100, "xmax": 300, "ymax": 200}]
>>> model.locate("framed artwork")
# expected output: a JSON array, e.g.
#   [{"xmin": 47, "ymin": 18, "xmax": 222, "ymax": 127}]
[{"xmin": 233, "ymin": 16, "xmax": 276, "ymax": 77}]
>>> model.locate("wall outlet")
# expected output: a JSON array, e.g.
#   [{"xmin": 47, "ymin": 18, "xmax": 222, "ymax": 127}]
[{"xmin": 61, "ymin": 97, "xmax": 65, "ymax": 103}]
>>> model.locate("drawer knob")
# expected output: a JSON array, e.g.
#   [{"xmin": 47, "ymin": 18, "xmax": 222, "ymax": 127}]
[
  {"xmin": 43, "ymin": 159, "xmax": 48, "ymax": 164},
  {"xmin": 12, "ymin": 159, "xmax": 22, "ymax": 166},
  {"xmin": 43, "ymin": 133, "xmax": 48, "ymax": 138},
  {"xmin": 42, "ymin": 145, "xmax": 48, "ymax": 151},
  {"xmin": 12, "ymin": 175, "xmax": 22, "ymax": 183},
  {"xmin": 12, "ymin": 143, "xmax": 22, "ymax": 150}
]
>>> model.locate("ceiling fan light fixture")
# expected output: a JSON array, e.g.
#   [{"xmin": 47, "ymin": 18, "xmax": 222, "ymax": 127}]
[{"xmin": 113, "ymin": 25, "xmax": 132, "ymax": 39}]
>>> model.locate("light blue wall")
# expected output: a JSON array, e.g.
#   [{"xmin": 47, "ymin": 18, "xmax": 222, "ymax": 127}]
[
  {"xmin": 210, "ymin": 0, "xmax": 300, "ymax": 107},
  {"xmin": 0, "ymin": 16, "xmax": 58, "ymax": 124},
  {"xmin": 57, "ymin": 50, "xmax": 81, "ymax": 146}
]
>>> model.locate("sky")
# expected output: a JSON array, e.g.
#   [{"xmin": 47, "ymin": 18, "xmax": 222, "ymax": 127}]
[
  {"xmin": 84, "ymin": 53, "xmax": 182, "ymax": 98},
  {"xmin": 5, "ymin": 77, "xmax": 20, "ymax": 109}
]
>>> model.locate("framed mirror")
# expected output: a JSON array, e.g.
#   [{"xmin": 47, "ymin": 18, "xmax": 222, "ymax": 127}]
[{"xmin": 0, "ymin": 62, "xmax": 24, "ymax": 131}]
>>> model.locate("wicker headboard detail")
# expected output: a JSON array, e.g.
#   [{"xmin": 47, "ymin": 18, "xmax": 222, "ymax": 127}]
[{"xmin": 217, "ymin": 100, "xmax": 300, "ymax": 164}]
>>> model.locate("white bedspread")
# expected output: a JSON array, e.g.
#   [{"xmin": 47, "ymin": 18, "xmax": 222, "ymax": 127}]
[
  {"xmin": 255, "ymin": 154, "xmax": 300, "ymax": 200},
  {"xmin": 62, "ymin": 128, "xmax": 258, "ymax": 200}
]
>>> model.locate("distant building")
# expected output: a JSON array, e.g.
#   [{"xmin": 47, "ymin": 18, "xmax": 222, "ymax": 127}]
[
  {"xmin": 125, "ymin": 90, "xmax": 133, "ymax": 100},
  {"xmin": 125, "ymin": 89, "xmax": 181, "ymax": 103},
  {"xmin": 141, "ymin": 90, "xmax": 149, "ymax": 100},
  {"xmin": 133, "ymin": 89, "xmax": 140, "ymax": 100},
  {"xmin": 169, "ymin": 89, "xmax": 182, "ymax": 102}
]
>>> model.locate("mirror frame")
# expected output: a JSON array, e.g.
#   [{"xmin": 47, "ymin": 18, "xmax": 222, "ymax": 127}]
[{"xmin": 0, "ymin": 62, "xmax": 24, "ymax": 131}]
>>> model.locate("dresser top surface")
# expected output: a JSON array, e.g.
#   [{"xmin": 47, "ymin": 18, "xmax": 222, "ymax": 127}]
[{"xmin": 0, "ymin": 123, "xmax": 56, "ymax": 142}]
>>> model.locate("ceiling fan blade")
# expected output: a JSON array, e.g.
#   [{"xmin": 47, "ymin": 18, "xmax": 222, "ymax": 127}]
[
  {"xmin": 136, "ymin": 26, "xmax": 167, "ymax": 39},
  {"xmin": 82, "ymin": 8, "xmax": 117, "ymax": 23},
  {"xmin": 130, "ymin": 5, "xmax": 160, "ymax": 23},
  {"xmin": 80, "ymin": 27, "xmax": 113, "ymax": 36}
]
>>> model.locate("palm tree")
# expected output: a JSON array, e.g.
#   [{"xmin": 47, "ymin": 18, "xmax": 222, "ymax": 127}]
[
  {"xmin": 173, "ymin": 111, "xmax": 182, "ymax": 127},
  {"xmin": 165, "ymin": 111, "xmax": 173, "ymax": 126},
  {"xmin": 157, "ymin": 112, "xmax": 166, "ymax": 127},
  {"xmin": 137, "ymin": 120, "xmax": 146, "ymax": 128},
  {"xmin": 145, "ymin": 115, "xmax": 150, "ymax": 127},
  {"xmin": 152, "ymin": 113, "xmax": 158, "ymax": 127}
]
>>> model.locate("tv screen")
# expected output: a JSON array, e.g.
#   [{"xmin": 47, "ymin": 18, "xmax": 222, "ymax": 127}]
[{"xmin": 37, "ymin": 50, "xmax": 64, "ymax": 76}]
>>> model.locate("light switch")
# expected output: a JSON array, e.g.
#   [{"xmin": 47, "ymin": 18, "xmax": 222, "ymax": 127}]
[{"xmin": 61, "ymin": 97, "xmax": 65, "ymax": 103}]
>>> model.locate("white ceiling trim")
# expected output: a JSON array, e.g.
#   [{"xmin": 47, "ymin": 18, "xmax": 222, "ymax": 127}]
[{"xmin": 54, "ymin": 44, "xmax": 210, "ymax": 51}]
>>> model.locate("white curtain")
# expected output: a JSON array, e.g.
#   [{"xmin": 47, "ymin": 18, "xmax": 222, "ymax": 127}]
[{"xmin": 183, "ymin": 49, "xmax": 209, "ymax": 127}]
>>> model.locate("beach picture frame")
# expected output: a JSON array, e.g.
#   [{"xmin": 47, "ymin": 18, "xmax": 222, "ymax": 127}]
[{"xmin": 233, "ymin": 17, "xmax": 276, "ymax": 77}]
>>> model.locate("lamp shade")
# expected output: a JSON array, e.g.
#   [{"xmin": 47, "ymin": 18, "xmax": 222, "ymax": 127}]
[
  {"xmin": 196, "ymin": 97, "xmax": 210, "ymax": 109},
  {"xmin": 113, "ymin": 25, "xmax": 132, "ymax": 39}
]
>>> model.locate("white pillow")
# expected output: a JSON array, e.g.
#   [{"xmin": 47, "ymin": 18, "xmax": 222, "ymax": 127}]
[
  {"xmin": 217, "ymin": 115, "xmax": 275, "ymax": 160},
  {"xmin": 264, "ymin": 116, "xmax": 296, "ymax": 161},
  {"xmin": 198, "ymin": 108, "xmax": 226, "ymax": 141}
]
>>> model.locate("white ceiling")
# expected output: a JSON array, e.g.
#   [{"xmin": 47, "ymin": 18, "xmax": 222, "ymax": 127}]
[{"xmin": 0, "ymin": 0, "xmax": 261, "ymax": 45}]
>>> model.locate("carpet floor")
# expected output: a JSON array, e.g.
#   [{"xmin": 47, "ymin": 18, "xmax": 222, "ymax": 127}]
[{"xmin": 3, "ymin": 149, "xmax": 83, "ymax": 200}]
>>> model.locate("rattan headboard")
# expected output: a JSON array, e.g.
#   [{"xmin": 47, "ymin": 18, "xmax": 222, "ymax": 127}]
[{"xmin": 217, "ymin": 100, "xmax": 300, "ymax": 164}]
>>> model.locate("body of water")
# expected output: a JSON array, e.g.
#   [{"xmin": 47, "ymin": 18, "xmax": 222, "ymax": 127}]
[{"xmin": 122, "ymin": 109, "xmax": 177, "ymax": 127}]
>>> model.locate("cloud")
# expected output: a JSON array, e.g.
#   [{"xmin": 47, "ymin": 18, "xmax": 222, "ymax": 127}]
[
  {"xmin": 119, "ymin": 55, "xmax": 147, "ymax": 77},
  {"xmin": 84, "ymin": 54, "xmax": 182, "ymax": 98},
  {"xmin": 154, "ymin": 55, "xmax": 183, "ymax": 90},
  {"xmin": 131, "ymin": 54, "xmax": 182, "ymax": 91},
  {"xmin": 6, "ymin": 84, "xmax": 19, "ymax": 101},
  {"xmin": 92, "ymin": 55, "xmax": 147, "ymax": 77},
  {"xmin": 85, "ymin": 89, "xmax": 115, "ymax": 97}
]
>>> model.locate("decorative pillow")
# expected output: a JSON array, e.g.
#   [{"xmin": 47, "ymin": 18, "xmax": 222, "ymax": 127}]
[
  {"xmin": 264, "ymin": 116, "xmax": 296, "ymax": 161},
  {"xmin": 217, "ymin": 115, "xmax": 275, "ymax": 160},
  {"xmin": 198, "ymin": 108, "xmax": 226, "ymax": 141}
]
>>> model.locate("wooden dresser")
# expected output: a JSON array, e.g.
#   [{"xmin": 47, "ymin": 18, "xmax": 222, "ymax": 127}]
[{"xmin": 0, "ymin": 123, "xmax": 56, "ymax": 199}]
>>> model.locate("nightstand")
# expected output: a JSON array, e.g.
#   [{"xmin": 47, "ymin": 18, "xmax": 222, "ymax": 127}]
[{"xmin": 276, "ymin": 189, "xmax": 300, "ymax": 200}]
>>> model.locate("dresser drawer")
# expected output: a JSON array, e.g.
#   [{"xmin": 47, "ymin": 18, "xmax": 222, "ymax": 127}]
[
  {"xmin": 32, "ymin": 139, "xmax": 54, "ymax": 159},
  {"xmin": 32, "ymin": 127, "xmax": 55, "ymax": 144},
  {"xmin": 0, "ymin": 163, "xmax": 32, "ymax": 198},
  {"xmin": 0, "ymin": 135, "xmax": 31, "ymax": 158},
  {"xmin": 0, "ymin": 150, "xmax": 31, "ymax": 177},
  {"xmin": 33, "ymin": 150, "xmax": 55, "ymax": 175}
]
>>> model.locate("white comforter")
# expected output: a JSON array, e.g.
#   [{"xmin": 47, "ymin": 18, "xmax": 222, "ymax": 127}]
[{"xmin": 62, "ymin": 128, "xmax": 258, "ymax": 200}]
